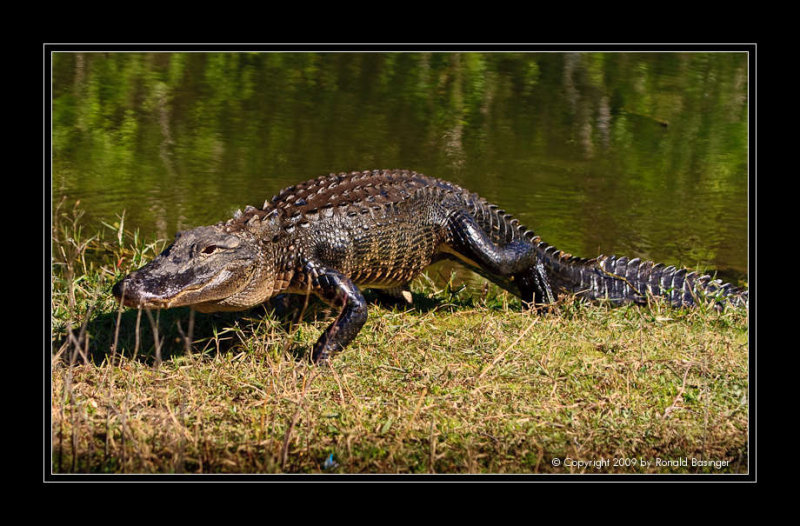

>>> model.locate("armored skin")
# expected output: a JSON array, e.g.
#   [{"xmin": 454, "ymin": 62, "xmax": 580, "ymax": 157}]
[{"xmin": 113, "ymin": 169, "xmax": 748, "ymax": 363}]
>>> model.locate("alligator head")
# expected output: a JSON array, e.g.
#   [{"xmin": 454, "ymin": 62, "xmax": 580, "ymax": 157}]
[{"xmin": 112, "ymin": 224, "xmax": 275, "ymax": 312}]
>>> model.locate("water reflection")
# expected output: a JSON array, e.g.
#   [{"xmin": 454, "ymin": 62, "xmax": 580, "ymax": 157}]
[{"xmin": 51, "ymin": 52, "xmax": 748, "ymax": 281}]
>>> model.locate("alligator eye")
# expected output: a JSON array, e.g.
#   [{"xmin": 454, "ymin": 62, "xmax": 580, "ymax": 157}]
[{"xmin": 201, "ymin": 245, "xmax": 219, "ymax": 255}]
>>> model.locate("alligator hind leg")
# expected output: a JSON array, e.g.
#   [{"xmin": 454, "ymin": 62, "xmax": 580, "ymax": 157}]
[
  {"xmin": 307, "ymin": 265, "xmax": 368, "ymax": 364},
  {"xmin": 445, "ymin": 210, "xmax": 554, "ymax": 307}
]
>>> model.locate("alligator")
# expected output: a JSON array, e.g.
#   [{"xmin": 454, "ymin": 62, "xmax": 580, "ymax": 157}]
[{"xmin": 112, "ymin": 169, "xmax": 748, "ymax": 363}]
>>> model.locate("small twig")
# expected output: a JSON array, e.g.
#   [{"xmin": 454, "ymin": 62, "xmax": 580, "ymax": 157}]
[
  {"xmin": 281, "ymin": 409, "xmax": 301, "ymax": 471},
  {"xmin": 132, "ymin": 307, "xmax": 142, "ymax": 363},
  {"xmin": 144, "ymin": 308, "xmax": 163, "ymax": 367},
  {"xmin": 403, "ymin": 386, "xmax": 428, "ymax": 437},
  {"xmin": 328, "ymin": 365, "xmax": 348, "ymax": 403},
  {"xmin": 165, "ymin": 397, "xmax": 195, "ymax": 442},
  {"xmin": 65, "ymin": 305, "xmax": 93, "ymax": 365},
  {"xmin": 176, "ymin": 308, "xmax": 196, "ymax": 358}
]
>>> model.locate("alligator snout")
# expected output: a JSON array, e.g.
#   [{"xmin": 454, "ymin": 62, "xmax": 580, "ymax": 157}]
[
  {"xmin": 112, "ymin": 270, "xmax": 173, "ymax": 308},
  {"xmin": 112, "ymin": 271, "xmax": 147, "ymax": 307}
]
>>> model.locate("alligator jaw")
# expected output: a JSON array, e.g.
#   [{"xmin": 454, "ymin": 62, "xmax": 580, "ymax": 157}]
[
  {"xmin": 113, "ymin": 271, "xmax": 224, "ymax": 309},
  {"xmin": 113, "ymin": 263, "xmax": 257, "ymax": 312},
  {"xmin": 112, "ymin": 278, "xmax": 214, "ymax": 309}
]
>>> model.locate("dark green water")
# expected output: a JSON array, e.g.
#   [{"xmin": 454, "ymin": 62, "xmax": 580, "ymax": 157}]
[{"xmin": 51, "ymin": 52, "xmax": 749, "ymax": 283}]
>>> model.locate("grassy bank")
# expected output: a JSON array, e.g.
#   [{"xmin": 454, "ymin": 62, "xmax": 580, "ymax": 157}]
[{"xmin": 49, "ymin": 203, "xmax": 750, "ymax": 475}]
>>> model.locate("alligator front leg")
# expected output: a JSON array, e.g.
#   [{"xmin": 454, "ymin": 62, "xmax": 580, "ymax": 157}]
[{"xmin": 307, "ymin": 265, "xmax": 368, "ymax": 364}]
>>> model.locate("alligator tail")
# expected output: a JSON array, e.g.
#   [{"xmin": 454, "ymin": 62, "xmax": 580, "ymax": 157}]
[{"xmin": 532, "ymin": 241, "xmax": 748, "ymax": 309}]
